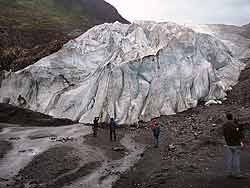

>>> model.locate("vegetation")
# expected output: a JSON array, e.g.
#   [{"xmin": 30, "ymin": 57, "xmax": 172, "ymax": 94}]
[
  {"xmin": 0, "ymin": 0, "xmax": 128, "ymax": 71},
  {"xmin": 0, "ymin": 0, "xmax": 96, "ymax": 31}
]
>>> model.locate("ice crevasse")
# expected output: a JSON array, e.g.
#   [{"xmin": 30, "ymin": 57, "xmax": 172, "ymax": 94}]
[{"xmin": 0, "ymin": 21, "xmax": 245, "ymax": 124}]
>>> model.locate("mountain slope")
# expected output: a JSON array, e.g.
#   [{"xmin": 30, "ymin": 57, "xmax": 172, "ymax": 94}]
[
  {"xmin": 241, "ymin": 22, "xmax": 250, "ymax": 39},
  {"xmin": 0, "ymin": 0, "xmax": 129, "ymax": 71}
]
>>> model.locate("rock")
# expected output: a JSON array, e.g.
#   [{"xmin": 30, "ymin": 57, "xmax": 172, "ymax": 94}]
[
  {"xmin": 168, "ymin": 144, "xmax": 176, "ymax": 151},
  {"xmin": 112, "ymin": 147, "xmax": 125, "ymax": 152},
  {"xmin": 205, "ymin": 100, "xmax": 219, "ymax": 106},
  {"xmin": 18, "ymin": 149, "xmax": 33, "ymax": 153},
  {"xmin": 0, "ymin": 177, "xmax": 8, "ymax": 181},
  {"xmin": 28, "ymin": 133, "xmax": 57, "ymax": 140},
  {"xmin": 129, "ymin": 127, "xmax": 137, "ymax": 131},
  {"xmin": 193, "ymin": 132, "xmax": 199, "ymax": 139},
  {"xmin": 189, "ymin": 164, "xmax": 199, "ymax": 169},
  {"xmin": 55, "ymin": 137, "xmax": 74, "ymax": 143},
  {"xmin": 9, "ymin": 137, "xmax": 21, "ymax": 141},
  {"xmin": 49, "ymin": 136, "xmax": 57, "ymax": 141},
  {"xmin": 217, "ymin": 100, "xmax": 222, "ymax": 105}
]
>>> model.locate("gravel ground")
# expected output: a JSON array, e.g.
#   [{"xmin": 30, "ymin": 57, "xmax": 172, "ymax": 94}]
[
  {"xmin": 7, "ymin": 145, "xmax": 103, "ymax": 188},
  {"xmin": 113, "ymin": 59, "xmax": 250, "ymax": 188},
  {"xmin": 8, "ymin": 146, "xmax": 82, "ymax": 188},
  {"xmin": 85, "ymin": 128, "xmax": 127, "ymax": 160},
  {"xmin": 0, "ymin": 140, "xmax": 12, "ymax": 159},
  {"xmin": 0, "ymin": 59, "xmax": 249, "ymax": 188}
]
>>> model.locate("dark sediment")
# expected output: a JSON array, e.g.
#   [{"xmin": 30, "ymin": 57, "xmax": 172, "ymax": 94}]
[
  {"xmin": 0, "ymin": 103, "xmax": 74, "ymax": 127},
  {"xmin": 11, "ymin": 146, "xmax": 81, "ymax": 188},
  {"xmin": 85, "ymin": 128, "xmax": 127, "ymax": 160},
  {"xmin": 0, "ymin": 140, "xmax": 12, "ymax": 159}
]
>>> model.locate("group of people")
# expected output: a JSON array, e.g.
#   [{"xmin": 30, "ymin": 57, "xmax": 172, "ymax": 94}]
[
  {"xmin": 92, "ymin": 116, "xmax": 160, "ymax": 145},
  {"xmin": 92, "ymin": 117, "xmax": 118, "ymax": 141},
  {"xmin": 92, "ymin": 112, "xmax": 246, "ymax": 178}
]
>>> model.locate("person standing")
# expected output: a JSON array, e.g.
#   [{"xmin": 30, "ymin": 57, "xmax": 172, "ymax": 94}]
[
  {"xmin": 110, "ymin": 118, "xmax": 118, "ymax": 141},
  {"xmin": 223, "ymin": 113, "xmax": 244, "ymax": 178},
  {"xmin": 150, "ymin": 118, "xmax": 160, "ymax": 148},
  {"xmin": 93, "ymin": 117, "xmax": 99, "ymax": 137},
  {"xmin": 17, "ymin": 94, "xmax": 26, "ymax": 107}
]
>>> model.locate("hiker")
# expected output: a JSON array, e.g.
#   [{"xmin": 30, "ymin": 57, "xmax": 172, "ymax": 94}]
[
  {"xmin": 93, "ymin": 117, "xmax": 99, "ymax": 137},
  {"xmin": 17, "ymin": 95, "xmax": 26, "ymax": 107},
  {"xmin": 150, "ymin": 118, "xmax": 160, "ymax": 148},
  {"xmin": 110, "ymin": 118, "xmax": 118, "ymax": 141},
  {"xmin": 223, "ymin": 112, "xmax": 244, "ymax": 178}
]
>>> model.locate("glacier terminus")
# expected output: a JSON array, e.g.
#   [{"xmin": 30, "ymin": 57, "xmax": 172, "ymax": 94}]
[{"xmin": 0, "ymin": 21, "xmax": 245, "ymax": 124}]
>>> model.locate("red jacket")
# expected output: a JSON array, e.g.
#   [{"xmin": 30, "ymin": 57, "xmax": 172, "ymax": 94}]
[{"xmin": 150, "ymin": 119, "xmax": 156, "ymax": 129}]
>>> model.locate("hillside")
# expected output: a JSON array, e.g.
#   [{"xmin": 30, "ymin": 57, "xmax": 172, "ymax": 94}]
[
  {"xmin": 242, "ymin": 22, "xmax": 250, "ymax": 39},
  {"xmin": 0, "ymin": 0, "xmax": 129, "ymax": 71}
]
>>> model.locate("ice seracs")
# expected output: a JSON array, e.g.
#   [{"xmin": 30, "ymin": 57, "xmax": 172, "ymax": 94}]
[{"xmin": 0, "ymin": 21, "xmax": 245, "ymax": 124}]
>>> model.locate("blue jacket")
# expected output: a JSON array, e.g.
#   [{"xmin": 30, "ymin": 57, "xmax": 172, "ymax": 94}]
[{"xmin": 110, "ymin": 120, "xmax": 118, "ymax": 130}]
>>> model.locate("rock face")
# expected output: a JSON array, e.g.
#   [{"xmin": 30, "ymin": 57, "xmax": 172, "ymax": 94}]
[
  {"xmin": 189, "ymin": 24, "xmax": 250, "ymax": 59},
  {"xmin": 0, "ymin": 22, "xmax": 245, "ymax": 124}
]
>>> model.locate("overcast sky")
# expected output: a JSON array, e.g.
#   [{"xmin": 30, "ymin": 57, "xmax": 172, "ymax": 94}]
[{"xmin": 106, "ymin": 0, "xmax": 250, "ymax": 26}]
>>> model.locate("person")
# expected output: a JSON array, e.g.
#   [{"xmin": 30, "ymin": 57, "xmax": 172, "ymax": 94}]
[
  {"xmin": 110, "ymin": 118, "xmax": 118, "ymax": 141},
  {"xmin": 223, "ymin": 112, "xmax": 244, "ymax": 178},
  {"xmin": 17, "ymin": 95, "xmax": 26, "ymax": 107},
  {"xmin": 150, "ymin": 118, "xmax": 160, "ymax": 148},
  {"xmin": 93, "ymin": 117, "xmax": 99, "ymax": 137}
]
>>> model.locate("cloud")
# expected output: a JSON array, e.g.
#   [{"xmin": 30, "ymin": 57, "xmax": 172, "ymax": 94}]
[{"xmin": 106, "ymin": 0, "xmax": 250, "ymax": 25}]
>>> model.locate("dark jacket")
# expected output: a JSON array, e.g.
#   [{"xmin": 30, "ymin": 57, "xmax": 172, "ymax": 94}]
[
  {"xmin": 223, "ymin": 120, "xmax": 243, "ymax": 146},
  {"xmin": 110, "ymin": 120, "xmax": 118, "ymax": 130},
  {"xmin": 153, "ymin": 126, "xmax": 160, "ymax": 137},
  {"xmin": 93, "ymin": 119, "xmax": 98, "ymax": 128}
]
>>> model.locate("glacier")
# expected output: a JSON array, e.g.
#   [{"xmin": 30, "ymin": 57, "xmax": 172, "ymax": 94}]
[
  {"xmin": 0, "ymin": 21, "xmax": 245, "ymax": 124},
  {"xmin": 189, "ymin": 24, "xmax": 250, "ymax": 59}
]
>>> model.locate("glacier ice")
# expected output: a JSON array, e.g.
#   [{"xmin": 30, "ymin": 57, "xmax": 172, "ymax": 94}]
[
  {"xmin": 189, "ymin": 24, "xmax": 250, "ymax": 59},
  {"xmin": 0, "ymin": 21, "xmax": 245, "ymax": 124}
]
